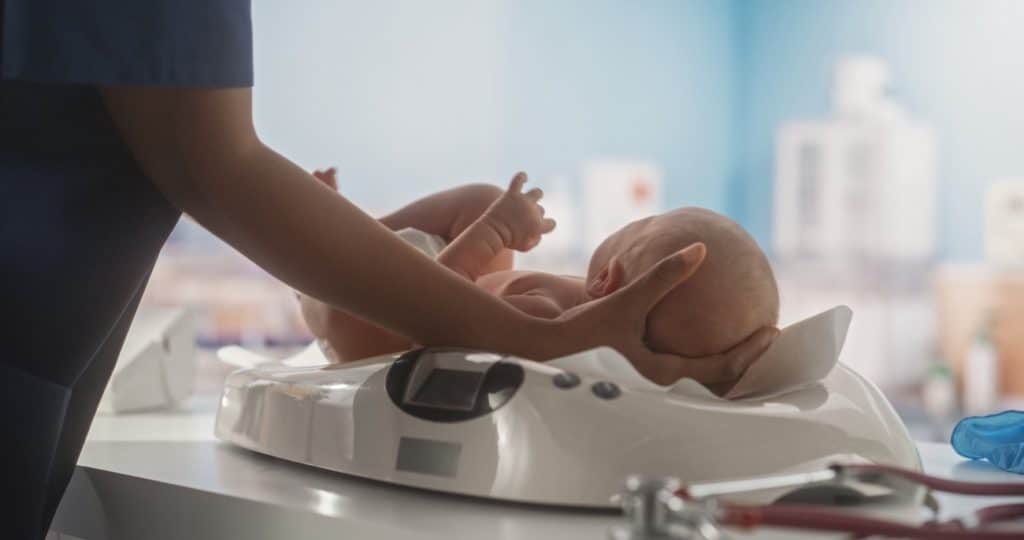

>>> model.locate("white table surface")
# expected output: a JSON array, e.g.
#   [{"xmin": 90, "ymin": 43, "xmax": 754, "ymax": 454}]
[{"xmin": 52, "ymin": 393, "xmax": 1024, "ymax": 540}]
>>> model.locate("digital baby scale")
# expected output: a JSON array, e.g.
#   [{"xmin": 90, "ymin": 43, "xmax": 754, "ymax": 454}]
[{"xmin": 214, "ymin": 307, "xmax": 923, "ymax": 509}]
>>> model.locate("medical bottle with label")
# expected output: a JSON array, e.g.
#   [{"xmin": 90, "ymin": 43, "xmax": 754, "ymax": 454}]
[
  {"xmin": 922, "ymin": 357, "xmax": 956, "ymax": 439},
  {"xmin": 963, "ymin": 316, "xmax": 999, "ymax": 415}
]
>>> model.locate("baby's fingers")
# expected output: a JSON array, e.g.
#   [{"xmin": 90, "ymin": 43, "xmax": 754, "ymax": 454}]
[
  {"xmin": 541, "ymin": 218, "xmax": 557, "ymax": 234},
  {"xmin": 508, "ymin": 172, "xmax": 528, "ymax": 193},
  {"xmin": 312, "ymin": 167, "xmax": 338, "ymax": 189},
  {"xmin": 525, "ymin": 187, "xmax": 543, "ymax": 202}
]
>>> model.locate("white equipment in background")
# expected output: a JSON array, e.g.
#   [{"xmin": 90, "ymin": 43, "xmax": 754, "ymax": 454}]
[
  {"xmin": 216, "ymin": 307, "xmax": 923, "ymax": 509},
  {"xmin": 99, "ymin": 307, "xmax": 197, "ymax": 413},
  {"xmin": 774, "ymin": 56, "xmax": 937, "ymax": 264},
  {"xmin": 772, "ymin": 56, "xmax": 938, "ymax": 388},
  {"xmin": 985, "ymin": 179, "xmax": 1024, "ymax": 268},
  {"xmin": 582, "ymin": 160, "xmax": 662, "ymax": 254}
]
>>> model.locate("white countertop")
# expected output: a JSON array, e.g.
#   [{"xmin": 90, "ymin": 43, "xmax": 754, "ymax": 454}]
[{"xmin": 53, "ymin": 393, "xmax": 1024, "ymax": 540}]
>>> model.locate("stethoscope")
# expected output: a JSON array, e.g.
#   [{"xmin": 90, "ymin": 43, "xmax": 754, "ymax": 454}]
[{"xmin": 611, "ymin": 463, "xmax": 1024, "ymax": 539}]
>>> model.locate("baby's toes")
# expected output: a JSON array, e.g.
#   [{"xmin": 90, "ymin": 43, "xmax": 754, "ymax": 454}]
[{"xmin": 312, "ymin": 167, "xmax": 339, "ymax": 189}]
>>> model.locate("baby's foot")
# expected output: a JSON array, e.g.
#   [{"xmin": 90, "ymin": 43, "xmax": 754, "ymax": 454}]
[{"xmin": 312, "ymin": 167, "xmax": 338, "ymax": 190}]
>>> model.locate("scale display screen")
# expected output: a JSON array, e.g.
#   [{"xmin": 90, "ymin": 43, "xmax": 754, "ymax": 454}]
[
  {"xmin": 408, "ymin": 368, "xmax": 484, "ymax": 411},
  {"xmin": 396, "ymin": 437, "xmax": 461, "ymax": 477}
]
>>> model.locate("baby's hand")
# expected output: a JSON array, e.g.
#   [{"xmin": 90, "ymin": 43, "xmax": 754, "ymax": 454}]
[{"xmin": 483, "ymin": 172, "xmax": 557, "ymax": 251}]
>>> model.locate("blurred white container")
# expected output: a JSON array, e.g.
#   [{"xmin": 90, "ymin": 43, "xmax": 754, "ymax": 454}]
[
  {"xmin": 774, "ymin": 56, "xmax": 937, "ymax": 265},
  {"xmin": 99, "ymin": 307, "xmax": 197, "ymax": 413},
  {"xmin": 922, "ymin": 362, "xmax": 957, "ymax": 427},
  {"xmin": 581, "ymin": 160, "xmax": 662, "ymax": 255},
  {"xmin": 963, "ymin": 320, "xmax": 999, "ymax": 415},
  {"xmin": 985, "ymin": 179, "xmax": 1024, "ymax": 268},
  {"xmin": 773, "ymin": 57, "xmax": 938, "ymax": 391},
  {"xmin": 833, "ymin": 56, "xmax": 905, "ymax": 123}
]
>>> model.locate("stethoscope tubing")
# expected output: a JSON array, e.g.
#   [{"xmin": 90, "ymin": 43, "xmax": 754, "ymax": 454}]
[
  {"xmin": 718, "ymin": 502, "xmax": 1024, "ymax": 539},
  {"xmin": 842, "ymin": 463, "xmax": 1024, "ymax": 496},
  {"xmin": 674, "ymin": 463, "xmax": 1024, "ymax": 538}
]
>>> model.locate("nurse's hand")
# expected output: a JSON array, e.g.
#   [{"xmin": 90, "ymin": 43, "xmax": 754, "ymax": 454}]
[{"xmin": 550, "ymin": 244, "xmax": 778, "ymax": 386}]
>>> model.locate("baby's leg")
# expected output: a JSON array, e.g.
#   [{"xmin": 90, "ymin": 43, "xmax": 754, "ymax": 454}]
[
  {"xmin": 299, "ymin": 293, "xmax": 412, "ymax": 362},
  {"xmin": 300, "ymin": 169, "xmax": 408, "ymax": 361}
]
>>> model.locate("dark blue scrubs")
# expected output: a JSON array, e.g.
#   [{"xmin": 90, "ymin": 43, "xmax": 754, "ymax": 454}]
[{"xmin": 0, "ymin": 1, "xmax": 253, "ymax": 537}]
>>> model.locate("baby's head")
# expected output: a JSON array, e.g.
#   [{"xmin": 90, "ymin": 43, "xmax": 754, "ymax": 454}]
[{"xmin": 586, "ymin": 208, "xmax": 779, "ymax": 357}]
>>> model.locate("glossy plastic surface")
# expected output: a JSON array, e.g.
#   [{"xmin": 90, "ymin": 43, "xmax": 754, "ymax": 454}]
[{"xmin": 215, "ymin": 347, "xmax": 921, "ymax": 508}]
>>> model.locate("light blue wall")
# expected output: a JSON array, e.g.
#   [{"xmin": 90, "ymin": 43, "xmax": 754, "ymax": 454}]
[
  {"xmin": 732, "ymin": 0, "xmax": 1024, "ymax": 260},
  {"xmin": 250, "ymin": 0, "xmax": 739, "ymax": 215},
  {"xmin": 244, "ymin": 1, "xmax": 1022, "ymax": 262}
]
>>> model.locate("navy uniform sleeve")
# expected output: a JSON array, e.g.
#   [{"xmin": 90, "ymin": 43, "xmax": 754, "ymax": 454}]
[
  {"xmin": 1, "ymin": 0, "xmax": 253, "ymax": 87},
  {"xmin": 0, "ymin": 1, "xmax": 253, "ymax": 537}
]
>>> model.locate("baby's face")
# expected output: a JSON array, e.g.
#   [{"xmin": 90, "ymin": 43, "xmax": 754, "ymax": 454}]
[{"xmin": 587, "ymin": 208, "xmax": 779, "ymax": 357}]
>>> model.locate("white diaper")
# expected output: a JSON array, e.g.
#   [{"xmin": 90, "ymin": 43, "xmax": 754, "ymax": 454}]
[{"xmin": 395, "ymin": 227, "xmax": 447, "ymax": 258}]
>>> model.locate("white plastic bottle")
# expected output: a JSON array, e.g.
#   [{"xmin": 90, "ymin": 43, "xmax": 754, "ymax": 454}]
[
  {"xmin": 922, "ymin": 361, "xmax": 956, "ymax": 422},
  {"xmin": 963, "ymin": 319, "xmax": 999, "ymax": 415}
]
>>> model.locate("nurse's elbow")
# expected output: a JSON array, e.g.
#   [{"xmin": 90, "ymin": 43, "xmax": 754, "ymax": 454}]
[
  {"xmin": 102, "ymin": 86, "xmax": 264, "ymax": 209},
  {"xmin": 179, "ymin": 130, "xmax": 265, "ymax": 192}
]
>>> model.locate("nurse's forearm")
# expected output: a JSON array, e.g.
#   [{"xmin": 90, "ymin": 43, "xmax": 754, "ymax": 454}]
[
  {"xmin": 206, "ymin": 145, "xmax": 539, "ymax": 349},
  {"xmin": 102, "ymin": 86, "xmax": 548, "ymax": 355},
  {"xmin": 208, "ymin": 151, "xmax": 552, "ymax": 353},
  {"xmin": 377, "ymin": 183, "xmax": 504, "ymax": 241}
]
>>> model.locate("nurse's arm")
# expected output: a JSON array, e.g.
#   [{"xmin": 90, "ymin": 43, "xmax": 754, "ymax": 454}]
[
  {"xmin": 101, "ymin": 86, "xmax": 540, "ymax": 355},
  {"xmin": 100, "ymin": 86, "xmax": 772, "ymax": 384}
]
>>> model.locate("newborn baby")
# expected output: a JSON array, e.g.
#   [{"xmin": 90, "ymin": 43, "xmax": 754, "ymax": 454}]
[{"xmin": 300, "ymin": 170, "xmax": 778, "ymax": 376}]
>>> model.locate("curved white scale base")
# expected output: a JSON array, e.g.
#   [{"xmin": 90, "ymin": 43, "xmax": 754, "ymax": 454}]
[{"xmin": 215, "ymin": 344, "xmax": 921, "ymax": 509}]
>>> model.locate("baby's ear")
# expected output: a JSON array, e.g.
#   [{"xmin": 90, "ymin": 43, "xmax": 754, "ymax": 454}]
[{"xmin": 587, "ymin": 257, "xmax": 626, "ymax": 298}]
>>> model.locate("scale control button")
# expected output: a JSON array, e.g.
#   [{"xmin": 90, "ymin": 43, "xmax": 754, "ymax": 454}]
[
  {"xmin": 553, "ymin": 372, "xmax": 581, "ymax": 389},
  {"xmin": 591, "ymin": 381, "xmax": 621, "ymax": 400}
]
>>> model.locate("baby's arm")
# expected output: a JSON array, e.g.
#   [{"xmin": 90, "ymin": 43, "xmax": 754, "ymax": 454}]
[
  {"xmin": 299, "ymin": 170, "xmax": 546, "ymax": 362},
  {"xmin": 314, "ymin": 168, "xmax": 514, "ymax": 275},
  {"xmin": 378, "ymin": 182, "xmax": 501, "ymax": 242},
  {"xmin": 437, "ymin": 173, "xmax": 556, "ymax": 281}
]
